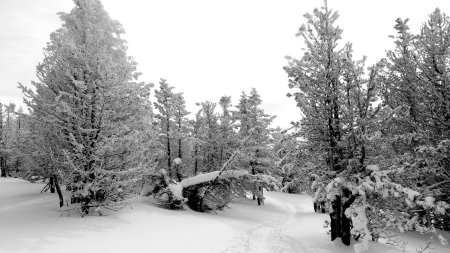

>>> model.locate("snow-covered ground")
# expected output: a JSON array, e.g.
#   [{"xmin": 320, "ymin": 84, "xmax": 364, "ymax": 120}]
[{"xmin": 0, "ymin": 177, "xmax": 449, "ymax": 253}]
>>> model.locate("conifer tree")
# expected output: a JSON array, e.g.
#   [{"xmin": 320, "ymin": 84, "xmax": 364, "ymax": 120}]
[
  {"xmin": 199, "ymin": 101, "xmax": 220, "ymax": 172},
  {"xmin": 380, "ymin": 9, "xmax": 450, "ymax": 145},
  {"xmin": 379, "ymin": 9, "xmax": 450, "ymax": 231},
  {"xmin": 284, "ymin": 1, "xmax": 383, "ymax": 244},
  {"xmin": 190, "ymin": 107, "xmax": 204, "ymax": 175},
  {"xmin": 218, "ymin": 96, "xmax": 235, "ymax": 164},
  {"xmin": 173, "ymin": 92, "xmax": 189, "ymax": 160},
  {"xmin": 154, "ymin": 79, "xmax": 176, "ymax": 174},
  {"xmin": 20, "ymin": 0, "xmax": 154, "ymax": 212},
  {"xmin": 234, "ymin": 89, "xmax": 274, "ymax": 205}
]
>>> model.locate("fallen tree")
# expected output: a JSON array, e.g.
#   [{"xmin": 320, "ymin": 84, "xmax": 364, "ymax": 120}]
[
  {"xmin": 141, "ymin": 169, "xmax": 278, "ymax": 212},
  {"xmin": 141, "ymin": 133, "xmax": 279, "ymax": 212}
]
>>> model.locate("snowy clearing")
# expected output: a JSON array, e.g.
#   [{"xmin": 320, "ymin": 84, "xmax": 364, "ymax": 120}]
[{"xmin": 0, "ymin": 178, "xmax": 449, "ymax": 253}]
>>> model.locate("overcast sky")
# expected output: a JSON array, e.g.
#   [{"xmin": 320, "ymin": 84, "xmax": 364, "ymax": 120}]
[{"xmin": 1, "ymin": 0, "xmax": 449, "ymax": 128}]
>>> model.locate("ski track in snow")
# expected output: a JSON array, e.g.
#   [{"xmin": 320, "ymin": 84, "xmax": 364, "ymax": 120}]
[{"xmin": 223, "ymin": 193, "xmax": 314, "ymax": 253}]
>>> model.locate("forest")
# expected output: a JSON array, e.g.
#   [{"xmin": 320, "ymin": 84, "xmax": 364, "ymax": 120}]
[{"xmin": 0, "ymin": 0, "xmax": 449, "ymax": 252}]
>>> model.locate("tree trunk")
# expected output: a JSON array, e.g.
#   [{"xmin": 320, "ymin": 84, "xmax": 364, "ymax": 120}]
[
  {"xmin": 167, "ymin": 132, "xmax": 171, "ymax": 173},
  {"xmin": 341, "ymin": 213, "xmax": 351, "ymax": 246},
  {"xmin": 330, "ymin": 192, "xmax": 356, "ymax": 245},
  {"xmin": 330, "ymin": 195, "xmax": 342, "ymax": 241},
  {"xmin": 194, "ymin": 144, "xmax": 198, "ymax": 175},
  {"xmin": 178, "ymin": 138, "xmax": 182, "ymax": 159},
  {"xmin": 342, "ymin": 194, "xmax": 356, "ymax": 246},
  {"xmin": 336, "ymin": 195, "xmax": 342, "ymax": 238},
  {"xmin": 178, "ymin": 117, "xmax": 182, "ymax": 159},
  {"xmin": 257, "ymin": 186, "xmax": 263, "ymax": 206},
  {"xmin": 53, "ymin": 175, "xmax": 64, "ymax": 207},
  {"xmin": 0, "ymin": 157, "xmax": 5, "ymax": 177},
  {"xmin": 251, "ymin": 165, "xmax": 256, "ymax": 200},
  {"xmin": 49, "ymin": 176, "xmax": 55, "ymax": 193}
]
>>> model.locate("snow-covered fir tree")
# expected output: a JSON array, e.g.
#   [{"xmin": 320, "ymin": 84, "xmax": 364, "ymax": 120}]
[
  {"xmin": 19, "ymin": 0, "xmax": 156, "ymax": 213},
  {"xmin": 233, "ymin": 88, "xmax": 274, "ymax": 205},
  {"xmin": 154, "ymin": 79, "xmax": 177, "ymax": 176}
]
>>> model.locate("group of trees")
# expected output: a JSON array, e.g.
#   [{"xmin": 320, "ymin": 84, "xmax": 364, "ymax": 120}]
[
  {"xmin": 0, "ymin": 102, "xmax": 26, "ymax": 178},
  {"xmin": 285, "ymin": 1, "xmax": 449, "ymax": 250},
  {"xmin": 2, "ymin": 0, "xmax": 283, "ymax": 214},
  {"xmin": 152, "ymin": 79, "xmax": 276, "ymax": 183}
]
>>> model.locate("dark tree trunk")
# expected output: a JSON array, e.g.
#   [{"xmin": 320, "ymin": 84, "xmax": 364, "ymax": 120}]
[
  {"xmin": 257, "ymin": 186, "xmax": 263, "ymax": 206},
  {"xmin": 342, "ymin": 194, "xmax": 356, "ymax": 246},
  {"xmin": 336, "ymin": 195, "xmax": 342, "ymax": 238},
  {"xmin": 330, "ymin": 193, "xmax": 356, "ymax": 245},
  {"xmin": 0, "ymin": 157, "xmax": 5, "ymax": 177},
  {"xmin": 341, "ymin": 214, "xmax": 351, "ymax": 246},
  {"xmin": 251, "ymin": 165, "xmax": 256, "ymax": 200},
  {"xmin": 175, "ymin": 164, "xmax": 182, "ymax": 182},
  {"xmin": 53, "ymin": 175, "xmax": 64, "ymax": 207},
  {"xmin": 167, "ymin": 131, "xmax": 171, "ymax": 174},
  {"xmin": 178, "ymin": 138, "xmax": 182, "ymax": 160},
  {"xmin": 194, "ymin": 144, "xmax": 198, "ymax": 175},
  {"xmin": 330, "ymin": 212, "xmax": 338, "ymax": 241},
  {"xmin": 330, "ymin": 195, "xmax": 342, "ymax": 241},
  {"xmin": 49, "ymin": 176, "xmax": 55, "ymax": 193}
]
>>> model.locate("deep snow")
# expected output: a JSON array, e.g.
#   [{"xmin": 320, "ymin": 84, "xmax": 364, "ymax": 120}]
[{"xmin": 0, "ymin": 177, "xmax": 449, "ymax": 253}]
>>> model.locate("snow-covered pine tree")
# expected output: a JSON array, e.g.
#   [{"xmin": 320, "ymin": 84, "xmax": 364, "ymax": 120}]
[
  {"xmin": 20, "ymin": 0, "xmax": 155, "ymax": 213},
  {"xmin": 218, "ymin": 96, "xmax": 236, "ymax": 165},
  {"xmin": 190, "ymin": 107, "xmax": 204, "ymax": 176},
  {"xmin": 0, "ymin": 103, "xmax": 19, "ymax": 178},
  {"xmin": 154, "ymin": 79, "xmax": 177, "ymax": 176},
  {"xmin": 379, "ymin": 9, "xmax": 450, "ymax": 231},
  {"xmin": 198, "ymin": 101, "xmax": 220, "ymax": 173},
  {"xmin": 284, "ymin": 1, "xmax": 384, "ymax": 246},
  {"xmin": 173, "ymin": 92, "xmax": 189, "ymax": 162},
  {"xmin": 234, "ymin": 88, "xmax": 274, "ymax": 205},
  {"xmin": 3, "ymin": 106, "xmax": 25, "ymax": 177},
  {"xmin": 271, "ymin": 127, "xmax": 309, "ymax": 194},
  {"xmin": 6, "ymin": 107, "xmax": 37, "ymax": 179}
]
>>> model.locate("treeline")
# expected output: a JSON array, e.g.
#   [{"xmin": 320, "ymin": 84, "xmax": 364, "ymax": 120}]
[
  {"xmin": 152, "ymin": 80, "xmax": 275, "ymax": 180},
  {"xmin": 0, "ymin": 103, "xmax": 26, "ymax": 177}
]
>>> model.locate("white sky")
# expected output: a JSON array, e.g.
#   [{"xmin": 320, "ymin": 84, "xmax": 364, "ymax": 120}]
[{"xmin": 1, "ymin": 0, "xmax": 449, "ymax": 128}]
